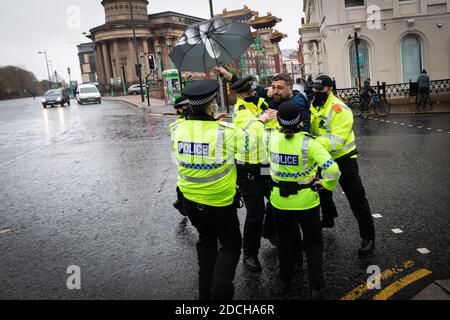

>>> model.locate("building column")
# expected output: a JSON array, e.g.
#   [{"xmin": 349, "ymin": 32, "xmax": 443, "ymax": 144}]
[
  {"xmin": 161, "ymin": 39, "xmax": 170, "ymax": 71},
  {"xmin": 95, "ymin": 42, "xmax": 106, "ymax": 85},
  {"xmin": 127, "ymin": 38, "xmax": 138, "ymax": 83},
  {"xmin": 111, "ymin": 39, "xmax": 120, "ymax": 80},
  {"xmin": 143, "ymin": 38, "xmax": 150, "ymax": 76},
  {"xmin": 101, "ymin": 42, "xmax": 112, "ymax": 84}
]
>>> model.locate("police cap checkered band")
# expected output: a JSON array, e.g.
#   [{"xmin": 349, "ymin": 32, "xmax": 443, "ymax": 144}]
[
  {"xmin": 188, "ymin": 93, "xmax": 217, "ymax": 106},
  {"xmin": 278, "ymin": 113, "xmax": 301, "ymax": 126}
]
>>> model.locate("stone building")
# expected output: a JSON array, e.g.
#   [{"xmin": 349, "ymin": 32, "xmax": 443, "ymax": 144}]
[
  {"xmin": 299, "ymin": 0, "xmax": 450, "ymax": 88},
  {"xmin": 77, "ymin": 43, "xmax": 97, "ymax": 84},
  {"xmin": 86, "ymin": 0, "xmax": 204, "ymax": 97}
]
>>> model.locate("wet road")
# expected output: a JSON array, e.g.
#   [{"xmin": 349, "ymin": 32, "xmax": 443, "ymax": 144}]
[{"xmin": 0, "ymin": 98, "xmax": 449, "ymax": 300}]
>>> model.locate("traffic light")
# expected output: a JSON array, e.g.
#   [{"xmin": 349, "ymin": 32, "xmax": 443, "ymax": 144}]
[{"xmin": 148, "ymin": 54, "xmax": 156, "ymax": 70}]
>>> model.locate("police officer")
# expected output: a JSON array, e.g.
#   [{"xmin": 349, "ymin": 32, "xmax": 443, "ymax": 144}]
[
  {"xmin": 170, "ymin": 79, "xmax": 273, "ymax": 300},
  {"xmin": 266, "ymin": 101, "xmax": 341, "ymax": 299},
  {"xmin": 310, "ymin": 75, "xmax": 376, "ymax": 255},
  {"xmin": 230, "ymin": 76, "xmax": 277, "ymax": 272}
]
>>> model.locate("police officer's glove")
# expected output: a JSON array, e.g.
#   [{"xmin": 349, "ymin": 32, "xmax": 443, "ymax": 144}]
[{"xmin": 310, "ymin": 179, "xmax": 324, "ymax": 192}]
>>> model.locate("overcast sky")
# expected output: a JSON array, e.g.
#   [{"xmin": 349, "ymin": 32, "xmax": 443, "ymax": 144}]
[{"xmin": 0, "ymin": 0, "xmax": 304, "ymax": 82}]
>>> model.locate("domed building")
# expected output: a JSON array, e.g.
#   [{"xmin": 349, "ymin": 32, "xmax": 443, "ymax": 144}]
[{"xmin": 83, "ymin": 0, "xmax": 204, "ymax": 97}]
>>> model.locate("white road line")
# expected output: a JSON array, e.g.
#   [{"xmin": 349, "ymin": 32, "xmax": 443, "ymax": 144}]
[
  {"xmin": 409, "ymin": 125, "xmax": 413, "ymax": 127},
  {"xmin": 391, "ymin": 228, "xmax": 404, "ymax": 234},
  {"xmin": 427, "ymin": 128, "xmax": 431, "ymax": 130},
  {"xmin": 400, "ymin": 123, "xmax": 405, "ymax": 126},
  {"xmin": 393, "ymin": 122, "xmax": 398, "ymax": 124},
  {"xmin": 0, "ymin": 229, "xmax": 11, "ymax": 234},
  {"xmin": 417, "ymin": 248, "xmax": 431, "ymax": 254},
  {"xmin": 437, "ymin": 130, "xmax": 443, "ymax": 132},
  {"xmin": 385, "ymin": 120, "xmax": 390, "ymax": 123},
  {"xmin": 418, "ymin": 126, "xmax": 423, "ymax": 128},
  {"xmin": 372, "ymin": 214, "xmax": 383, "ymax": 218}
]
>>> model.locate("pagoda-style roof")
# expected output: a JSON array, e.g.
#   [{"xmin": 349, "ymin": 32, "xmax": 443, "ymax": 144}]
[
  {"xmin": 270, "ymin": 30, "xmax": 287, "ymax": 43},
  {"xmin": 216, "ymin": 5, "xmax": 258, "ymax": 21},
  {"xmin": 248, "ymin": 12, "xmax": 282, "ymax": 29}
]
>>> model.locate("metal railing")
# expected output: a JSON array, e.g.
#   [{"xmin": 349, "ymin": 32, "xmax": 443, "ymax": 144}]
[{"xmin": 336, "ymin": 79, "xmax": 450, "ymax": 104}]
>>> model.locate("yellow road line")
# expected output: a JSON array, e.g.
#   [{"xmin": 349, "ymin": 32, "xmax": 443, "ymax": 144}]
[
  {"xmin": 372, "ymin": 268, "xmax": 432, "ymax": 300},
  {"xmin": 340, "ymin": 260, "xmax": 415, "ymax": 300}
]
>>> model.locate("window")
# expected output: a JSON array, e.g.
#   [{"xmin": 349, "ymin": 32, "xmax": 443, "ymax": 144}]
[
  {"xmin": 349, "ymin": 39, "xmax": 371, "ymax": 87},
  {"xmin": 345, "ymin": 0, "xmax": 365, "ymax": 8},
  {"xmin": 401, "ymin": 35, "xmax": 422, "ymax": 82}
]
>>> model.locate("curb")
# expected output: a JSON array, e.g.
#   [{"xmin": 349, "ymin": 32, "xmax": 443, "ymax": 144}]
[{"xmin": 103, "ymin": 97, "xmax": 177, "ymax": 116}]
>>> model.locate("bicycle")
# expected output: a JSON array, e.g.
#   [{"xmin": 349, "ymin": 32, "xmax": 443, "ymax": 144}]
[
  {"xmin": 349, "ymin": 94, "xmax": 390, "ymax": 117},
  {"xmin": 415, "ymin": 90, "xmax": 433, "ymax": 111}
]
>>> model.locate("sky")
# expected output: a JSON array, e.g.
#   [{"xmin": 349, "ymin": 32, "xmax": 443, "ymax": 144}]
[{"xmin": 0, "ymin": 0, "xmax": 304, "ymax": 82}]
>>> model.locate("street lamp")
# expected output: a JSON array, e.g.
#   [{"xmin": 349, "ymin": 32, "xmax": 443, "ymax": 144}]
[
  {"xmin": 67, "ymin": 67, "xmax": 73, "ymax": 98},
  {"xmin": 38, "ymin": 50, "xmax": 52, "ymax": 89},
  {"xmin": 54, "ymin": 71, "xmax": 58, "ymax": 85},
  {"xmin": 128, "ymin": 0, "xmax": 145, "ymax": 103},
  {"xmin": 348, "ymin": 32, "xmax": 362, "ymax": 91}
]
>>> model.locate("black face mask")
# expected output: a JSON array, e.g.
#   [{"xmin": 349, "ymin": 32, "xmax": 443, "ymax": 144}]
[
  {"xmin": 312, "ymin": 92, "xmax": 329, "ymax": 107},
  {"xmin": 244, "ymin": 94, "xmax": 259, "ymax": 105}
]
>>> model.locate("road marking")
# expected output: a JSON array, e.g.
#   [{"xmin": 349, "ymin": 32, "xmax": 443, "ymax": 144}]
[
  {"xmin": 417, "ymin": 248, "xmax": 431, "ymax": 254},
  {"xmin": 400, "ymin": 123, "xmax": 405, "ymax": 126},
  {"xmin": 340, "ymin": 260, "xmax": 415, "ymax": 300},
  {"xmin": 392, "ymin": 228, "xmax": 404, "ymax": 234},
  {"xmin": 418, "ymin": 126, "xmax": 423, "ymax": 128},
  {"xmin": 409, "ymin": 124, "xmax": 413, "ymax": 127},
  {"xmin": 372, "ymin": 214, "xmax": 383, "ymax": 218},
  {"xmin": 0, "ymin": 229, "xmax": 11, "ymax": 234},
  {"xmin": 427, "ymin": 128, "xmax": 432, "ymax": 130},
  {"xmin": 372, "ymin": 269, "xmax": 432, "ymax": 300},
  {"xmin": 385, "ymin": 120, "xmax": 390, "ymax": 123},
  {"xmin": 437, "ymin": 130, "xmax": 443, "ymax": 132},
  {"xmin": 393, "ymin": 121, "xmax": 398, "ymax": 124}
]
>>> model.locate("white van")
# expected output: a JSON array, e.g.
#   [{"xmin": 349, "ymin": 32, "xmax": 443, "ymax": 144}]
[{"xmin": 77, "ymin": 84, "xmax": 101, "ymax": 105}]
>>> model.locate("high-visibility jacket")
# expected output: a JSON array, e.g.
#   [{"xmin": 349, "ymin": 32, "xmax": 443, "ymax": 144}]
[
  {"xmin": 233, "ymin": 97, "xmax": 272, "ymax": 164},
  {"xmin": 310, "ymin": 93, "xmax": 357, "ymax": 160},
  {"xmin": 265, "ymin": 130, "xmax": 341, "ymax": 210},
  {"xmin": 169, "ymin": 117, "xmax": 263, "ymax": 207}
]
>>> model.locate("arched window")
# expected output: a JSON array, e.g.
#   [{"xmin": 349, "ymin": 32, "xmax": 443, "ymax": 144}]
[
  {"xmin": 401, "ymin": 35, "xmax": 422, "ymax": 82},
  {"xmin": 349, "ymin": 39, "xmax": 371, "ymax": 88}
]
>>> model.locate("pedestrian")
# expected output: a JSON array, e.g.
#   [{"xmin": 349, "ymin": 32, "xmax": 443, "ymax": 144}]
[
  {"xmin": 304, "ymin": 74, "xmax": 315, "ymax": 100},
  {"xmin": 169, "ymin": 79, "xmax": 274, "ymax": 300},
  {"xmin": 266, "ymin": 101, "xmax": 341, "ymax": 299},
  {"xmin": 229, "ymin": 75, "xmax": 277, "ymax": 273},
  {"xmin": 417, "ymin": 69, "xmax": 431, "ymax": 103},
  {"xmin": 310, "ymin": 75, "xmax": 376, "ymax": 255},
  {"xmin": 359, "ymin": 78, "xmax": 376, "ymax": 115}
]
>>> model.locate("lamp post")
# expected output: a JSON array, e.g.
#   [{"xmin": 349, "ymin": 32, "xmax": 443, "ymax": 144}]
[
  {"xmin": 349, "ymin": 32, "xmax": 362, "ymax": 91},
  {"xmin": 67, "ymin": 67, "xmax": 73, "ymax": 98},
  {"xmin": 128, "ymin": 0, "xmax": 145, "ymax": 102},
  {"xmin": 38, "ymin": 50, "xmax": 52, "ymax": 89},
  {"xmin": 54, "ymin": 71, "xmax": 58, "ymax": 86}
]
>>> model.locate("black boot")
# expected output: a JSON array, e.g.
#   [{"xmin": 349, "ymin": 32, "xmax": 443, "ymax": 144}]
[
  {"xmin": 243, "ymin": 255, "xmax": 262, "ymax": 272},
  {"xmin": 358, "ymin": 239, "xmax": 375, "ymax": 256},
  {"xmin": 321, "ymin": 217, "xmax": 335, "ymax": 228},
  {"xmin": 173, "ymin": 199, "xmax": 187, "ymax": 217}
]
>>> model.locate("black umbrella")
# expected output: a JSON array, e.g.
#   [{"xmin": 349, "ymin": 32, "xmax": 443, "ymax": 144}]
[{"xmin": 169, "ymin": 17, "xmax": 253, "ymax": 73}]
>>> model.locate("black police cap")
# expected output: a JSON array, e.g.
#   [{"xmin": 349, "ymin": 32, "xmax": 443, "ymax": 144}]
[
  {"xmin": 230, "ymin": 76, "xmax": 253, "ymax": 93},
  {"xmin": 277, "ymin": 101, "xmax": 302, "ymax": 128},
  {"xmin": 173, "ymin": 96, "xmax": 189, "ymax": 109},
  {"xmin": 182, "ymin": 79, "xmax": 219, "ymax": 107},
  {"xmin": 313, "ymin": 75, "xmax": 334, "ymax": 90}
]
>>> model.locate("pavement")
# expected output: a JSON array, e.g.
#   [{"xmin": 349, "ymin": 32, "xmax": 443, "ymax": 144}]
[{"xmin": 0, "ymin": 97, "xmax": 449, "ymax": 300}]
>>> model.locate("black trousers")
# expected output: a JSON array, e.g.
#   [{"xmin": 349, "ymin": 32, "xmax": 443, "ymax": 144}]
[
  {"xmin": 272, "ymin": 206, "xmax": 324, "ymax": 288},
  {"xmin": 182, "ymin": 197, "xmax": 242, "ymax": 300},
  {"xmin": 237, "ymin": 165, "xmax": 272, "ymax": 257},
  {"xmin": 320, "ymin": 157, "xmax": 375, "ymax": 240}
]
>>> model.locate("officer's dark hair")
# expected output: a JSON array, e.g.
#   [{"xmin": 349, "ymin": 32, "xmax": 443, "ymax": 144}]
[
  {"xmin": 280, "ymin": 125, "xmax": 302, "ymax": 140},
  {"xmin": 422, "ymin": 69, "xmax": 427, "ymax": 74},
  {"xmin": 272, "ymin": 73, "xmax": 293, "ymax": 89},
  {"xmin": 191, "ymin": 100, "xmax": 213, "ymax": 115}
]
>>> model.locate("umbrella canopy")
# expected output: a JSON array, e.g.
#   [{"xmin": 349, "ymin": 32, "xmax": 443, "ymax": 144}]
[{"xmin": 170, "ymin": 17, "xmax": 253, "ymax": 73}]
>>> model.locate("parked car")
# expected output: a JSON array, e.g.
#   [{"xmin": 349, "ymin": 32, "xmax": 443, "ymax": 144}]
[
  {"xmin": 42, "ymin": 88, "xmax": 70, "ymax": 108},
  {"xmin": 127, "ymin": 84, "xmax": 146, "ymax": 95},
  {"xmin": 77, "ymin": 84, "xmax": 101, "ymax": 105}
]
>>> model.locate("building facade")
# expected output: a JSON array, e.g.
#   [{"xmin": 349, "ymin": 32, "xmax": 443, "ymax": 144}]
[
  {"xmin": 217, "ymin": 6, "xmax": 286, "ymax": 80},
  {"xmin": 299, "ymin": 0, "xmax": 450, "ymax": 88},
  {"xmin": 86, "ymin": 0, "xmax": 204, "ymax": 96},
  {"xmin": 77, "ymin": 43, "xmax": 98, "ymax": 84}
]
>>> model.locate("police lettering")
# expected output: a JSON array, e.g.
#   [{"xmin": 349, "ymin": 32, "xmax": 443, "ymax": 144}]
[
  {"xmin": 178, "ymin": 141, "xmax": 209, "ymax": 156},
  {"xmin": 271, "ymin": 152, "xmax": 299, "ymax": 166}
]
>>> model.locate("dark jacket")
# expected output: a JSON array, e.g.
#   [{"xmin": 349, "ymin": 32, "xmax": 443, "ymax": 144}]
[{"xmin": 360, "ymin": 83, "xmax": 376, "ymax": 97}]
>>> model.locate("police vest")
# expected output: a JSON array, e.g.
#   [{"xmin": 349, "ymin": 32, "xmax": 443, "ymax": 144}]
[
  {"xmin": 266, "ymin": 130, "xmax": 341, "ymax": 211},
  {"xmin": 233, "ymin": 97, "xmax": 269, "ymax": 165},
  {"xmin": 310, "ymin": 93, "xmax": 356, "ymax": 160},
  {"xmin": 170, "ymin": 119, "xmax": 237, "ymax": 207}
]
